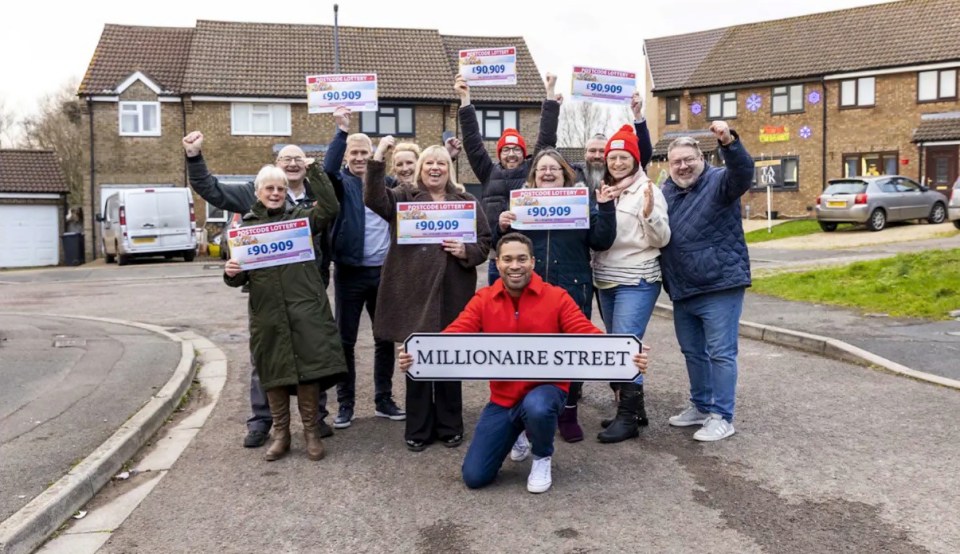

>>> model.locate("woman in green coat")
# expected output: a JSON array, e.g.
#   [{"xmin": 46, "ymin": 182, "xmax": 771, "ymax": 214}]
[{"xmin": 224, "ymin": 164, "xmax": 346, "ymax": 462}]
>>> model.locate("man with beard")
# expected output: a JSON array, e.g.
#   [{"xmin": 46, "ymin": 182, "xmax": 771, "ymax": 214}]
[
  {"xmin": 181, "ymin": 132, "xmax": 336, "ymax": 447},
  {"xmin": 455, "ymin": 73, "xmax": 560, "ymax": 285},
  {"xmin": 323, "ymin": 107, "xmax": 405, "ymax": 430},
  {"xmin": 573, "ymin": 91, "xmax": 653, "ymax": 191},
  {"xmin": 397, "ymin": 233, "xmax": 649, "ymax": 493},
  {"xmin": 659, "ymin": 120, "xmax": 754, "ymax": 442}
]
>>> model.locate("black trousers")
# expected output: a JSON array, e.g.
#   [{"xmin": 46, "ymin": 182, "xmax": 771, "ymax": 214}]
[{"xmin": 404, "ymin": 377, "xmax": 463, "ymax": 443}]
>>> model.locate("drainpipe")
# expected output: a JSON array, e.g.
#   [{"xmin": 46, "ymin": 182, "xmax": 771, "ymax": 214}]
[
  {"xmin": 181, "ymin": 99, "xmax": 188, "ymax": 186},
  {"xmin": 820, "ymin": 77, "xmax": 828, "ymax": 191},
  {"xmin": 918, "ymin": 142, "xmax": 925, "ymax": 185},
  {"xmin": 87, "ymin": 97, "xmax": 97, "ymax": 259}
]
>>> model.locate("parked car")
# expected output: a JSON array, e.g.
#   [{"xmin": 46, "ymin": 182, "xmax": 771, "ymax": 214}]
[
  {"xmin": 949, "ymin": 177, "xmax": 960, "ymax": 230},
  {"xmin": 97, "ymin": 187, "xmax": 198, "ymax": 265},
  {"xmin": 814, "ymin": 175, "xmax": 948, "ymax": 232}
]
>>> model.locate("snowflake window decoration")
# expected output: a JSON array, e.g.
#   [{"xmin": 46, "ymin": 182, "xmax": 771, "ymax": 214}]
[
  {"xmin": 690, "ymin": 102, "xmax": 703, "ymax": 116},
  {"xmin": 807, "ymin": 91, "xmax": 821, "ymax": 105},
  {"xmin": 746, "ymin": 93, "xmax": 762, "ymax": 112},
  {"xmin": 799, "ymin": 125, "xmax": 813, "ymax": 139}
]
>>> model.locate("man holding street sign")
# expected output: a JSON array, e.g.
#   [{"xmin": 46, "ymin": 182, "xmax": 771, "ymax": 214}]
[{"xmin": 398, "ymin": 233, "xmax": 649, "ymax": 494}]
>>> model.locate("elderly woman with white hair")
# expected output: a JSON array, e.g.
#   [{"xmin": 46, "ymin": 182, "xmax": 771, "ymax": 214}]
[
  {"xmin": 365, "ymin": 136, "xmax": 492, "ymax": 452},
  {"xmin": 224, "ymin": 164, "xmax": 346, "ymax": 462}
]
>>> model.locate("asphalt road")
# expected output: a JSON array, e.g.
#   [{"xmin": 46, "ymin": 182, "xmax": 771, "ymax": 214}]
[
  {"xmin": 0, "ymin": 314, "xmax": 179, "ymax": 521},
  {"xmin": 1, "ymin": 260, "xmax": 957, "ymax": 553}
]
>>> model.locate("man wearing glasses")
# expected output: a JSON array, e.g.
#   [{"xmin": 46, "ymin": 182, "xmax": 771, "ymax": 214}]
[
  {"xmin": 182, "ymin": 132, "xmax": 336, "ymax": 447},
  {"xmin": 659, "ymin": 120, "xmax": 755, "ymax": 442}
]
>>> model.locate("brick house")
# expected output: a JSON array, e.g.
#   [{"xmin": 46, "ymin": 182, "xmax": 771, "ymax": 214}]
[
  {"xmin": 643, "ymin": 0, "xmax": 960, "ymax": 218},
  {"xmin": 78, "ymin": 21, "xmax": 547, "ymax": 261},
  {"xmin": 0, "ymin": 150, "xmax": 71, "ymax": 268}
]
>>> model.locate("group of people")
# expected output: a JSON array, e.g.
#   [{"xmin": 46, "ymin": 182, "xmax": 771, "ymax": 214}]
[{"xmin": 181, "ymin": 71, "xmax": 756, "ymax": 494}]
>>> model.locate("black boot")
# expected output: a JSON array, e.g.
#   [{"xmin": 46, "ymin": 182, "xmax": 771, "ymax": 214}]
[
  {"xmin": 601, "ymin": 385, "xmax": 649, "ymax": 428},
  {"xmin": 597, "ymin": 384, "xmax": 640, "ymax": 443}
]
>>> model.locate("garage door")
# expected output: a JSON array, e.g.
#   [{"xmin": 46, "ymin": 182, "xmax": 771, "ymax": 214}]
[{"xmin": 0, "ymin": 204, "xmax": 59, "ymax": 268}]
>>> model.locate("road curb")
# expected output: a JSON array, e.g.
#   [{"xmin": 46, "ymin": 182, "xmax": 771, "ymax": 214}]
[
  {"xmin": 0, "ymin": 314, "xmax": 199, "ymax": 554},
  {"xmin": 652, "ymin": 303, "xmax": 960, "ymax": 391}
]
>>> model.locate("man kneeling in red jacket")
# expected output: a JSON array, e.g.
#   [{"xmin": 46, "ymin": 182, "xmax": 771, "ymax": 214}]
[{"xmin": 399, "ymin": 233, "xmax": 648, "ymax": 493}]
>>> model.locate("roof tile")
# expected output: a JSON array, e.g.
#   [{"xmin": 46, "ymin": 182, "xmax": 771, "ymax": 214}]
[
  {"xmin": 79, "ymin": 24, "xmax": 194, "ymax": 95},
  {"xmin": 913, "ymin": 112, "xmax": 960, "ymax": 142},
  {"xmin": 0, "ymin": 150, "xmax": 69, "ymax": 193}
]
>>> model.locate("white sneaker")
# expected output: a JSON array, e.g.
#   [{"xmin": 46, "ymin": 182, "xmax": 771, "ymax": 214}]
[
  {"xmin": 510, "ymin": 431, "xmax": 530, "ymax": 462},
  {"xmin": 693, "ymin": 414, "xmax": 735, "ymax": 442},
  {"xmin": 527, "ymin": 456, "xmax": 552, "ymax": 493},
  {"xmin": 669, "ymin": 404, "xmax": 711, "ymax": 427}
]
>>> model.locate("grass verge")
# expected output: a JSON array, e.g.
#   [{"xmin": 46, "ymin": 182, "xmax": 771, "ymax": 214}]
[
  {"xmin": 745, "ymin": 219, "xmax": 828, "ymax": 243},
  {"xmin": 751, "ymin": 248, "xmax": 960, "ymax": 319}
]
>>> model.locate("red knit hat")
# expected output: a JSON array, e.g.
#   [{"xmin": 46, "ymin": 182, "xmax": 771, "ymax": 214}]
[
  {"xmin": 605, "ymin": 124, "xmax": 640, "ymax": 164},
  {"xmin": 497, "ymin": 128, "xmax": 527, "ymax": 158}
]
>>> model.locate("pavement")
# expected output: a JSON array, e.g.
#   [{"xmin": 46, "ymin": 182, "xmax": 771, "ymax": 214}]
[{"xmin": 0, "ymin": 226, "xmax": 958, "ymax": 553}]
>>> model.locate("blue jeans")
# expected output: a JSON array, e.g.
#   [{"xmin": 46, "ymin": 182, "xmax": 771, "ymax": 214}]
[
  {"xmin": 598, "ymin": 280, "xmax": 662, "ymax": 385},
  {"xmin": 487, "ymin": 259, "xmax": 500, "ymax": 286},
  {"xmin": 461, "ymin": 385, "xmax": 566, "ymax": 489},
  {"xmin": 672, "ymin": 287, "xmax": 744, "ymax": 423}
]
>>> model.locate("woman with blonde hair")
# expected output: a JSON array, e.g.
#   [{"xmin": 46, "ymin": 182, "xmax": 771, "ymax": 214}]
[
  {"xmin": 365, "ymin": 137, "xmax": 491, "ymax": 451},
  {"xmin": 390, "ymin": 142, "xmax": 421, "ymax": 187},
  {"xmin": 224, "ymin": 164, "xmax": 346, "ymax": 461}
]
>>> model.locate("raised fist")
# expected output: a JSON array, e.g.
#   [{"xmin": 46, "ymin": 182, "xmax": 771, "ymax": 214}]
[{"xmin": 182, "ymin": 131, "xmax": 204, "ymax": 157}]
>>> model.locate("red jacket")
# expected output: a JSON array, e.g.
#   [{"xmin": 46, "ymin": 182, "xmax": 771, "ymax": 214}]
[{"xmin": 443, "ymin": 272, "xmax": 602, "ymax": 407}]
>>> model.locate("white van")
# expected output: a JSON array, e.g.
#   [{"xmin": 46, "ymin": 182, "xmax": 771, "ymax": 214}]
[{"xmin": 98, "ymin": 187, "xmax": 197, "ymax": 265}]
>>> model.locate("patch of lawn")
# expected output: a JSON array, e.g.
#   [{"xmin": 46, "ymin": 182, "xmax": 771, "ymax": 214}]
[
  {"xmin": 745, "ymin": 219, "xmax": 827, "ymax": 244},
  {"xmin": 751, "ymin": 248, "xmax": 960, "ymax": 320}
]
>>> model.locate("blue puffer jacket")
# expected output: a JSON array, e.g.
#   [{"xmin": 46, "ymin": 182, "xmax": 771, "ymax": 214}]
[
  {"xmin": 659, "ymin": 135, "xmax": 755, "ymax": 302},
  {"xmin": 493, "ymin": 197, "xmax": 616, "ymax": 316}
]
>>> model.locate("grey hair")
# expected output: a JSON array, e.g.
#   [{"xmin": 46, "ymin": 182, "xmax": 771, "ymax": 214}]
[
  {"xmin": 667, "ymin": 136, "xmax": 704, "ymax": 157},
  {"xmin": 589, "ymin": 133, "xmax": 607, "ymax": 142},
  {"xmin": 254, "ymin": 165, "xmax": 289, "ymax": 191}
]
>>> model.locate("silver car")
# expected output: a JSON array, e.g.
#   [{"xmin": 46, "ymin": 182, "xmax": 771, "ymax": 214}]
[
  {"xmin": 815, "ymin": 175, "xmax": 948, "ymax": 232},
  {"xmin": 949, "ymin": 177, "xmax": 960, "ymax": 230}
]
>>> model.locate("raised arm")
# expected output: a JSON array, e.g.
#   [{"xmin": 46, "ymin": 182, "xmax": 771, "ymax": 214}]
[
  {"xmin": 363, "ymin": 158, "xmax": 398, "ymax": 222},
  {"xmin": 455, "ymin": 74, "xmax": 495, "ymax": 184},
  {"xmin": 631, "ymin": 92, "xmax": 653, "ymax": 168},
  {"xmin": 323, "ymin": 107, "xmax": 352, "ymax": 203},
  {"xmin": 711, "ymin": 122, "xmax": 755, "ymax": 204},
  {"xmin": 301, "ymin": 168, "xmax": 340, "ymax": 232},
  {"xmin": 182, "ymin": 131, "xmax": 257, "ymax": 213},
  {"xmin": 533, "ymin": 73, "xmax": 560, "ymax": 156}
]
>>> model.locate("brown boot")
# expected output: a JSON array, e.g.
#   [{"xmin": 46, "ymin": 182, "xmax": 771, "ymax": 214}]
[
  {"xmin": 264, "ymin": 388, "xmax": 291, "ymax": 461},
  {"xmin": 297, "ymin": 383, "xmax": 325, "ymax": 461}
]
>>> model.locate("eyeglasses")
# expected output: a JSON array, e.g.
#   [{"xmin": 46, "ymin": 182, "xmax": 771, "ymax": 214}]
[
  {"xmin": 669, "ymin": 156, "xmax": 701, "ymax": 168},
  {"xmin": 501, "ymin": 146, "xmax": 523, "ymax": 154},
  {"xmin": 261, "ymin": 185, "xmax": 287, "ymax": 194},
  {"xmin": 277, "ymin": 156, "xmax": 305, "ymax": 165},
  {"xmin": 536, "ymin": 166, "xmax": 562, "ymax": 173}
]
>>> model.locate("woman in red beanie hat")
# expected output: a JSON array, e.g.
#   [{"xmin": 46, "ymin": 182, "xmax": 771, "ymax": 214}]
[{"xmin": 592, "ymin": 125, "xmax": 671, "ymax": 444}]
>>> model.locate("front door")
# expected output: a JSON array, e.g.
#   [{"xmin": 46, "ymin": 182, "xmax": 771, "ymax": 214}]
[{"xmin": 925, "ymin": 145, "xmax": 959, "ymax": 199}]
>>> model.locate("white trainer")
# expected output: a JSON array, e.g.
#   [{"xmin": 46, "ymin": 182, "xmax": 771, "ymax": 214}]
[
  {"xmin": 527, "ymin": 456, "xmax": 552, "ymax": 493},
  {"xmin": 693, "ymin": 414, "xmax": 735, "ymax": 442},
  {"xmin": 510, "ymin": 431, "xmax": 531, "ymax": 462},
  {"xmin": 669, "ymin": 404, "xmax": 711, "ymax": 427}
]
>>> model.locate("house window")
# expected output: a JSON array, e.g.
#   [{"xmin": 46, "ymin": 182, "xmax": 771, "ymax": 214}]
[
  {"xmin": 843, "ymin": 152, "xmax": 898, "ymax": 177},
  {"xmin": 118, "ymin": 102, "xmax": 160, "ymax": 136},
  {"xmin": 918, "ymin": 69, "xmax": 957, "ymax": 102},
  {"xmin": 707, "ymin": 91, "xmax": 736, "ymax": 119},
  {"xmin": 476, "ymin": 108, "xmax": 519, "ymax": 140},
  {"xmin": 231, "ymin": 103, "xmax": 291, "ymax": 136},
  {"xmin": 360, "ymin": 106, "xmax": 415, "ymax": 136},
  {"xmin": 772, "ymin": 85, "xmax": 804, "ymax": 114},
  {"xmin": 840, "ymin": 77, "xmax": 875, "ymax": 107},
  {"xmin": 750, "ymin": 157, "xmax": 799, "ymax": 190},
  {"xmin": 665, "ymin": 97, "xmax": 680, "ymax": 124}
]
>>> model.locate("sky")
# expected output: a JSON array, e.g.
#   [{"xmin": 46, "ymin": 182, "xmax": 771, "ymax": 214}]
[{"xmin": 0, "ymin": 0, "xmax": 895, "ymax": 137}]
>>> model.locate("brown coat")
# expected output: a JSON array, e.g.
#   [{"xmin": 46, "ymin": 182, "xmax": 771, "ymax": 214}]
[{"xmin": 364, "ymin": 160, "xmax": 491, "ymax": 343}]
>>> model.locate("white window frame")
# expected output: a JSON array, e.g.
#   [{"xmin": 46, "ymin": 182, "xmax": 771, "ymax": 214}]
[
  {"xmin": 708, "ymin": 91, "xmax": 737, "ymax": 119},
  {"xmin": 476, "ymin": 108, "xmax": 519, "ymax": 140},
  {"xmin": 360, "ymin": 106, "xmax": 415, "ymax": 137},
  {"xmin": 231, "ymin": 103, "xmax": 291, "ymax": 136},
  {"xmin": 205, "ymin": 202, "xmax": 227, "ymax": 223},
  {"xmin": 205, "ymin": 177, "xmax": 254, "ymax": 222},
  {"xmin": 840, "ymin": 77, "xmax": 875, "ymax": 107},
  {"xmin": 118, "ymin": 101, "xmax": 161, "ymax": 136}
]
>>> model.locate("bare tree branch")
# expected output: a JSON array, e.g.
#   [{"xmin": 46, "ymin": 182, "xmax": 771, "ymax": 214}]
[
  {"xmin": 0, "ymin": 97, "xmax": 16, "ymax": 148},
  {"xmin": 19, "ymin": 78, "xmax": 84, "ymax": 206},
  {"xmin": 558, "ymin": 101, "xmax": 611, "ymax": 148}
]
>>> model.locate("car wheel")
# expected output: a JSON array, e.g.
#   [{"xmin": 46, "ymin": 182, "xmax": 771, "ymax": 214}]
[
  {"xmin": 867, "ymin": 208, "xmax": 886, "ymax": 232},
  {"xmin": 183, "ymin": 249, "xmax": 196, "ymax": 262},
  {"xmin": 954, "ymin": 220, "xmax": 960, "ymax": 230},
  {"xmin": 819, "ymin": 222, "xmax": 838, "ymax": 232},
  {"xmin": 117, "ymin": 254, "xmax": 130, "ymax": 266},
  {"xmin": 927, "ymin": 202, "xmax": 946, "ymax": 224}
]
